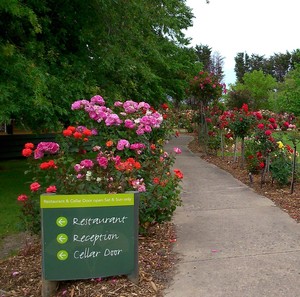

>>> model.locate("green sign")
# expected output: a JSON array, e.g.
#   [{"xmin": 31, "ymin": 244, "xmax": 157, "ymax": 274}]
[{"xmin": 40, "ymin": 193, "xmax": 139, "ymax": 281}]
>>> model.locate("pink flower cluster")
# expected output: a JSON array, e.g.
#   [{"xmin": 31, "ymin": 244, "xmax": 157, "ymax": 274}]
[
  {"xmin": 74, "ymin": 159, "xmax": 95, "ymax": 174},
  {"xmin": 130, "ymin": 178, "xmax": 146, "ymax": 192},
  {"xmin": 34, "ymin": 142, "xmax": 60, "ymax": 159},
  {"xmin": 71, "ymin": 95, "xmax": 163, "ymax": 135}
]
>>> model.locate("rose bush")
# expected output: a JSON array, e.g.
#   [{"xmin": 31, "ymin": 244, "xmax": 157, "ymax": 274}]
[{"xmin": 17, "ymin": 95, "xmax": 183, "ymax": 234}]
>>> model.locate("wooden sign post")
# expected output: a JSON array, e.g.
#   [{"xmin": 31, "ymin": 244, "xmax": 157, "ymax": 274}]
[{"xmin": 40, "ymin": 192, "xmax": 139, "ymax": 296}]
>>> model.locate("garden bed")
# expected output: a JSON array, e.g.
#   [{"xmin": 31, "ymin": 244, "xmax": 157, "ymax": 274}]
[
  {"xmin": 188, "ymin": 135, "xmax": 300, "ymax": 222},
  {"xmin": 1, "ymin": 133, "xmax": 300, "ymax": 296},
  {"xmin": 0, "ymin": 222, "xmax": 178, "ymax": 297}
]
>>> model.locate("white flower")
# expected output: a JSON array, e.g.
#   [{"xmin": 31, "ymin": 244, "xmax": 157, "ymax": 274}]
[{"xmin": 86, "ymin": 171, "xmax": 92, "ymax": 181}]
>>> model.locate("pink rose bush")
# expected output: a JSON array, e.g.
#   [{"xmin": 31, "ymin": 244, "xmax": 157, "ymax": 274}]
[{"xmin": 18, "ymin": 95, "xmax": 183, "ymax": 234}]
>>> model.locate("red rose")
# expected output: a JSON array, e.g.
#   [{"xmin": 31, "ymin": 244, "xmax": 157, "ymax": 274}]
[
  {"xmin": 265, "ymin": 130, "xmax": 272, "ymax": 136},
  {"xmin": 17, "ymin": 194, "xmax": 28, "ymax": 202},
  {"xmin": 257, "ymin": 123, "xmax": 264, "ymax": 129},
  {"xmin": 22, "ymin": 148, "xmax": 32, "ymax": 157},
  {"xmin": 174, "ymin": 169, "xmax": 183, "ymax": 179},
  {"xmin": 63, "ymin": 129, "xmax": 73, "ymax": 137},
  {"xmin": 24, "ymin": 143, "xmax": 34, "ymax": 149}
]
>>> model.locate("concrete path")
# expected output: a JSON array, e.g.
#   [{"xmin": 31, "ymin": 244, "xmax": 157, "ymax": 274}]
[{"xmin": 164, "ymin": 134, "xmax": 300, "ymax": 297}]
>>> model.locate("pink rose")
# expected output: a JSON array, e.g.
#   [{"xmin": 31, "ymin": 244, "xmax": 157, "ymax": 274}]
[
  {"xmin": 173, "ymin": 147, "xmax": 182, "ymax": 154},
  {"xmin": 30, "ymin": 182, "xmax": 41, "ymax": 192},
  {"xmin": 97, "ymin": 156, "xmax": 108, "ymax": 168}
]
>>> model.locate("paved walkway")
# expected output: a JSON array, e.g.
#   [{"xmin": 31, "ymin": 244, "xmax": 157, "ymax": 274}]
[{"xmin": 164, "ymin": 134, "xmax": 300, "ymax": 297}]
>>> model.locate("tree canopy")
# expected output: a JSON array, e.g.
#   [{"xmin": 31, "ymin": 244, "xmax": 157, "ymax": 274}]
[
  {"xmin": 229, "ymin": 70, "xmax": 276, "ymax": 110},
  {"xmin": 1, "ymin": 0, "xmax": 200, "ymax": 131},
  {"xmin": 234, "ymin": 50, "xmax": 300, "ymax": 83},
  {"xmin": 269, "ymin": 64, "xmax": 300, "ymax": 116}
]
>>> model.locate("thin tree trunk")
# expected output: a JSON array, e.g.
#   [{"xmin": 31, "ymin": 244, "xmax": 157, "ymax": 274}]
[
  {"xmin": 240, "ymin": 137, "xmax": 245, "ymax": 168},
  {"xmin": 290, "ymin": 145, "xmax": 297, "ymax": 194},
  {"xmin": 233, "ymin": 137, "xmax": 238, "ymax": 162},
  {"xmin": 220, "ymin": 131, "xmax": 224, "ymax": 159}
]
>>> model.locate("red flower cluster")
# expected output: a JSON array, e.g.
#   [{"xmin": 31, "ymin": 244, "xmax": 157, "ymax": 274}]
[
  {"xmin": 63, "ymin": 126, "xmax": 93, "ymax": 141},
  {"xmin": 40, "ymin": 160, "xmax": 57, "ymax": 170},
  {"xmin": 174, "ymin": 169, "xmax": 183, "ymax": 179},
  {"xmin": 161, "ymin": 103, "xmax": 169, "ymax": 110},
  {"xmin": 22, "ymin": 143, "xmax": 35, "ymax": 157},
  {"xmin": 115, "ymin": 158, "xmax": 141, "ymax": 172},
  {"xmin": 286, "ymin": 145, "xmax": 294, "ymax": 154}
]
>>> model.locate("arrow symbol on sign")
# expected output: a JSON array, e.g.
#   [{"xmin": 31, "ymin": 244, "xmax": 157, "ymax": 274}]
[
  {"xmin": 56, "ymin": 217, "xmax": 68, "ymax": 227},
  {"xmin": 57, "ymin": 250, "xmax": 68, "ymax": 261},
  {"xmin": 57, "ymin": 234, "xmax": 68, "ymax": 244},
  {"xmin": 58, "ymin": 218, "xmax": 65, "ymax": 226}
]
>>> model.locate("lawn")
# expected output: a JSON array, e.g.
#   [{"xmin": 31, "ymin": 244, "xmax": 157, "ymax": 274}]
[{"xmin": 0, "ymin": 159, "xmax": 31, "ymax": 238}]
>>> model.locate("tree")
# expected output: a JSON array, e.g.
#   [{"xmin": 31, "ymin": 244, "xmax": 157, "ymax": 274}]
[
  {"xmin": 234, "ymin": 52, "xmax": 250, "ymax": 83},
  {"xmin": 226, "ymin": 89, "xmax": 252, "ymax": 110},
  {"xmin": 269, "ymin": 64, "xmax": 300, "ymax": 116},
  {"xmin": 235, "ymin": 70, "xmax": 277, "ymax": 110},
  {"xmin": 234, "ymin": 49, "xmax": 300, "ymax": 84},
  {"xmin": 194, "ymin": 45, "xmax": 224, "ymax": 81},
  {"xmin": 0, "ymin": 0, "xmax": 196, "ymax": 132},
  {"xmin": 210, "ymin": 51, "xmax": 225, "ymax": 82},
  {"xmin": 194, "ymin": 44, "xmax": 212, "ymax": 71},
  {"xmin": 270, "ymin": 52, "xmax": 292, "ymax": 82},
  {"xmin": 248, "ymin": 54, "xmax": 266, "ymax": 72}
]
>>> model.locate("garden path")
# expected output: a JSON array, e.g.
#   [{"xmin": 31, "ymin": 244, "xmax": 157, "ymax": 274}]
[{"xmin": 164, "ymin": 134, "xmax": 300, "ymax": 297}]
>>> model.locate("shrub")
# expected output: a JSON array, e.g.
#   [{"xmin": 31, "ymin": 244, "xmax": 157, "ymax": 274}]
[{"xmin": 17, "ymin": 95, "xmax": 183, "ymax": 234}]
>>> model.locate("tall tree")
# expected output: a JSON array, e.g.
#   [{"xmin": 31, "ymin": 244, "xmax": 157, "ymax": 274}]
[
  {"xmin": 234, "ymin": 52, "xmax": 250, "ymax": 83},
  {"xmin": 248, "ymin": 54, "xmax": 266, "ymax": 72},
  {"xmin": 194, "ymin": 44, "xmax": 212, "ymax": 71},
  {"xmin": 234, "ymin": 49, "xmax": 300, "ymax": 83},
  {"xmin": 210, "ymin": 51, "xmax": 224, "ymax": 82},
  {"xmin": 269, "ymin": 52, "xmax": 291, "ymax": 82},
  {"xmin": 0, "ymin": 0, "xmax": 195, "ymax": 132},
  {"xmin": 194, "ymin": 45, "xmax": 224, "ymax": 82}
]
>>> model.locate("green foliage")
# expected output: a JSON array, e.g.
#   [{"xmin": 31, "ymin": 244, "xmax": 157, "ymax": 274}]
[
  {"xmin": 207, "ymin": 131, "xmax": 221, "ymax": 153},
  {"xmin": 234, "ymin": 52, "xmax": 250, "ymax": 83},
  {"xmin": 226, "ymin": 89, "xmax": 252, "ymax": 110},
  {"xmin": 244, "ymin": 140, "xmax": 263, "ymax": 173},
  {"xmin": 269, "ymin": 64, "xmax": 300, "ymax": 116},
  {"xmin": 234, "ymin": 70, "xmax": 277, "ymax": 110},
  {"xmin": 139, "ymin": 147, "xmax": 182, "ymax": 233},
  {"xmin": 0, "ymin": 159, "xmax": 31, "ymax": 237},
  {"xmin": 270, "ymin": 151, "xmax": 292, "ymax": 186},
  {"xmin": 234, "ymin": 49, "xmax": 300, "ymax": 83},
  {"xmin": 0, "ymin": 0, "xmax": 196, "ymax": 131}
]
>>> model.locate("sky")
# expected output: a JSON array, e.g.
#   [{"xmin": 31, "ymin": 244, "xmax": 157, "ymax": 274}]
[{"xmin": 184, "ymin": 0, "xmax": 300, "ymax": 86}]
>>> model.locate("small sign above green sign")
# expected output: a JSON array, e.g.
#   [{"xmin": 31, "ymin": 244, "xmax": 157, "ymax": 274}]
[{"xmin": 40, "ymin": 193, "xmax": 139, "ymax": 281}]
